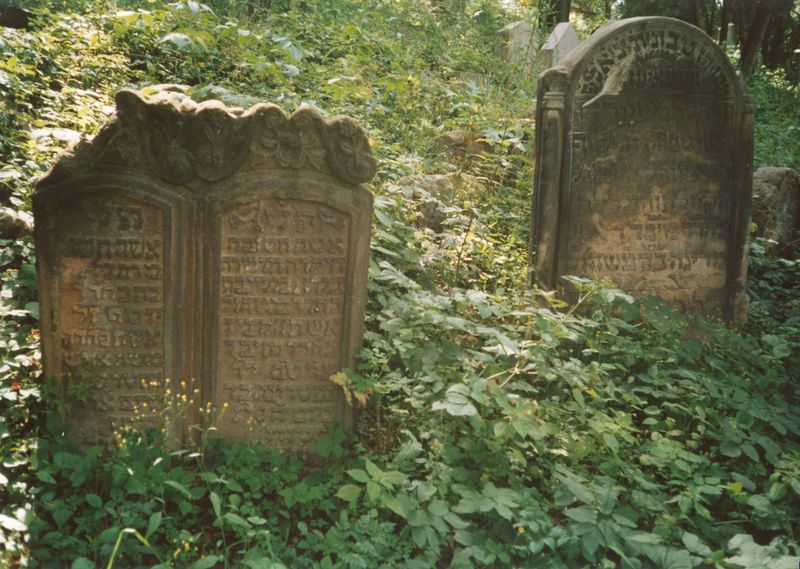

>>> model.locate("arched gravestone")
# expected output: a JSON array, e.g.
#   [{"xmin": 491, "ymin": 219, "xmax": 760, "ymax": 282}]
[
  {"xmin": 34, "ymin": 89, "xmax": 375, "ymax": 451},
  {"xmin": 531, "ymin": 18, "xmax": 754, "ymax": 324}
]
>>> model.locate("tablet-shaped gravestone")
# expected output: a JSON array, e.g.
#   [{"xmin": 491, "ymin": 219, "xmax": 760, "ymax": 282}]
[
  {"xmin": 531, "ymin": 17, "xmax": 754, "ymax": 324},
  {"xmin": 35, "ymin": 88, "xmax": 375, "ymax": 450}
]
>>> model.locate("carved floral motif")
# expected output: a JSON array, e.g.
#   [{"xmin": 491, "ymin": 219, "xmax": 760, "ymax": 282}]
[{"xmin": 49, "ymin": 88, "xmax": 376, "ymax": 186}]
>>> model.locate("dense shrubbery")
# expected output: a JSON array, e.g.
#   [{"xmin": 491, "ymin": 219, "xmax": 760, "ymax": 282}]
[{"xmin": 1, "ymin": 1, "xmax": 799, "ymax": 567}]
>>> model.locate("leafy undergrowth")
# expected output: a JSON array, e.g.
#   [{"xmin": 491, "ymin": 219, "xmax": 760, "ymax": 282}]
[{"xmin": 1, "ymin": 1, "xmax": 799, "ymax": 567}]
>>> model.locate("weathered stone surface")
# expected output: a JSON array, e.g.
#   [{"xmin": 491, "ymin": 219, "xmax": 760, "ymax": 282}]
[
  {"xmin": 434, "ymin": 130, "xmax": 490, "ymax": 163},
  {"xmin": 496, "ymin": 21, "xmax": 538, "ymax": 69},
  {"xmin": 752, "ymin": 167, "xmax": 800, "ymax": 242},
  {"xmin": 396, "ymin": 173, "xmax": 483, "ymax": 232},
  {"xmin": 538, "ymin": 22, "xmax": 580, "ymax": 70},
  {"xmin": 531, "ymin": 17, "xmax": 754, "ymax": 324},
  {"xmin": 0, "ymin": 207, "xmax": 33, "ymax": 239},
  {"xmin": 34, "ymin": 88, "xmax": 375, "ymax": 452}
]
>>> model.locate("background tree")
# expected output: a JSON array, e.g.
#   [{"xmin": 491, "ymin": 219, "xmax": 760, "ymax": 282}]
[
  {"xmin": 541, "ymin": 0, "xmax": 571, "ymax": 29},
  {"xmin": 618, "ymin": 0, "xmax": 800, "ymax": 73}
]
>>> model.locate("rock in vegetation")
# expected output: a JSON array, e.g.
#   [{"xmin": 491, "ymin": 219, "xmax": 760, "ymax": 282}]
[
  {"xmin": 434, "ymin": 130, "xmax": 490, "ymax": 163},
  {"xmin": 0, "ymin": 206, "xmax": 32, "ymax": 239},
  {"xmin": 752, "ymin": 166, "xmax": 800, "ymax": 243},
  {"xmin": 396, "ymin": 172, "xmax": 483, "ymax": 232}
]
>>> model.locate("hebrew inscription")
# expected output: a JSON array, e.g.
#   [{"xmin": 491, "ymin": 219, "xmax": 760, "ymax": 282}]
[
  {"xmin": 52, "ymin": 197, "xmax": 166, "ymax": 442},
  {"xmin": 531, "ymin": 18, "xmax": 753, "ymax": 323},
  {"xmin": 217, "ymin": 199, "xmax": 349, "ymax": 447},
  {"xmin": 35, "ymin": 87, "xmax": 375, "ymax": 449}
]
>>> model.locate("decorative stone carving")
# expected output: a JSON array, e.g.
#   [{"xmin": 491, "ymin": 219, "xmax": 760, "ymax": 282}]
[
  {"xmin": 531, "ymin": 18, "xmax": 754, "ymax": 325},
  {"xmin": 34, "ymin": 88, "xmax": 375, "ymax": 452}
]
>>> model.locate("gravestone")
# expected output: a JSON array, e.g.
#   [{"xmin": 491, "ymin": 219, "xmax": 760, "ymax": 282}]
[
  {"xmin": 538, "ymin": 22, "xmax": 580, "ymax": 70},
  {"xmin": 751, "ymin": 167, "xmax": 800, "ymax": 243},
  {"xmin": 34, "ymin": 88, "xmax": 375, "ymax": 451},
  {"xmin": 496, "ymin": 21, "xmax": 538, "ymax": 70},
  {"xmin": 531, "ymin": 18, "xmax": 754, "ymax": 324}
]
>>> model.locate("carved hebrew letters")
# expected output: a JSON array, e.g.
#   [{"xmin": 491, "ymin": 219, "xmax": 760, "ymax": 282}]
[
  {"xmin": 216, "ymin": 200, "xmax": 349, "ymax": 446},
  {"xmin": 47, "ymin": 196, "xmax": 167, "ymax": 442},
  {"xmin": 35, "ymin": 88, "xmax": 374, "ymax": 450},
  {"xmin": 531, "ymin": 18, "xmax": 753, "ymax": 323}
]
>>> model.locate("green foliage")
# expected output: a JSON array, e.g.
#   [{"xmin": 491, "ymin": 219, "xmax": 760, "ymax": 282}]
[
  {"xmin": 749, "ymin": 70, "xmax": 800, "ymax": 171},
  {"xmin": 1, "ymin": 0, "xmax": 799, "ymax": 567}
]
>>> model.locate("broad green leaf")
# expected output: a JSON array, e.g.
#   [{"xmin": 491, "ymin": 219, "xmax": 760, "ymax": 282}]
[
  {"xmin": 582, "ymin": 528, "xmax": 602, "ymax": 559},
  {"xmin": 37, "ymin": 470, "xmax": 56, "ymax": 484},
  {"xmin": 366, "ymin": 481, "xmax": 381, "ymax": 501},
  {"xmin": 564, "ymin": 507, "xmax": 597, "ymax": 524},
  {"xmin": 720, "ymin": 440, "xmax": 742, "ymax": 457},
  {"xmin": 383, "ymin": 470, "xmax": 408, "ymax": 486},
  {"xmin": 681, "ymin": 532, "xmax": 712, "ymax": 557},
  {"xmin": 741, "ymin": 443, "xmax": 760, "ymax": 462},
  {"xmin": 380, "ymin": 494, "xmax": 406, "ymax": 517},
  {"xmin": 70, "ymin": 558, "xmax": 95, "ymax": 569},
  {"xmin": 627, "ymin": 532, "xmax": 663, "ymax": 544},
  {"xmin": 222, "ymin": 512, "xmax": 251, "ymax": 530},
  {"xmin": 146, "ymin": 512, "xmax": 162, "ymax": 539},
  {"xmin": 165, "ymin": 480, "xmax": 191, "ymax": 498},
  {"xmin": 365, "ymin": 459, "xmax": 382, "ymax": 479},
  {"xmin": 603, "ymin": 433, "xmax": 619, "ymax": 454},
  {"xmin": 210, "ymin": 491, "xmax": 222, "ymax": 518},
  {"xmin": 336, "ymin": 484, "xmax": 361, "ymax": 503},
  {"xmin": 347, "ymin": 468, "xmax": 369, "ymax": 483},
  {"xmin": 86, "ymin": 493, "xmax": 102, "ymax": 508}
]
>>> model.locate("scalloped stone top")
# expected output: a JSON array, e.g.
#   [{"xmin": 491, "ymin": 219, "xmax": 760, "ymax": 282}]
[{"xmin": 43, "ymin": 87, "xmax": 377, "ymax": 187}]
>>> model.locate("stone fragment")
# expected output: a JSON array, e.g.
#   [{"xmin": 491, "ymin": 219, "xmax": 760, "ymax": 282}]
[
  {"xmin": 751, "ymin": 167, "xmax": 800, "ymax": 243},
  {"xmin": 0, "ymin": 207, "xmax": 33, "ymax": 239},
  {"xmin": 496, "ymin": 21, "xmax": 538, "ymax": 70},
  {"xmin": 434, "ymin": 130, "xmax": 490, "ymax": 163},
  {"xmin": 538, "ymin": 22, "xmax": 580, "ymax": 70},
  {"xmin": 531, "ymin": 17, "xmax": 754, "ymax": 325},
  {"xmin": 396, "ymin": 173, "xmax": 483, "ymax": 232},
  {"xmin": 34, "ymin": 88, "xmax": 375, "ymax": 453}
]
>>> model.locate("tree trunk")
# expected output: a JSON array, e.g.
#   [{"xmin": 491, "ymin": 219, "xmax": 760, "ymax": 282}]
[
  {"xmin": 702, "ymin": 0, "xmax": 717, "ymax": 37},
  {"xmin": 559, "ymin": 0, "xmax": 572, "ymax": 22},
  {"xmin": 541, "ymin": 0, "xmax": 570, "ymax": 29},
  {"xmin": 719, "ymin": 0, "xmax": 732, "ymax": 43},
  {"xmin": 740, "ymin": 1, "xmax": 771, "ymax": 75},
  {"xmin": 686, "ymin": 0, "xmax": 701, "ymax": 27}
]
